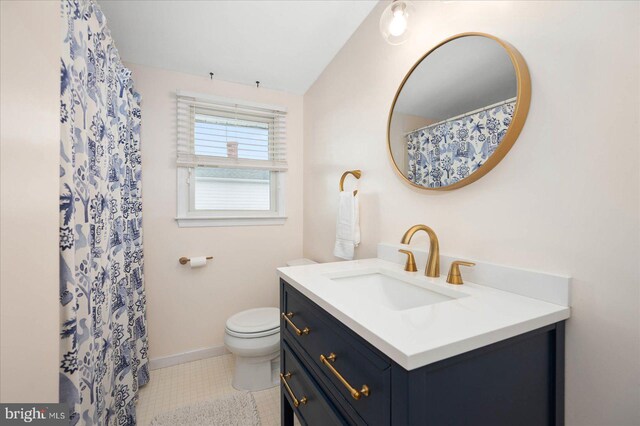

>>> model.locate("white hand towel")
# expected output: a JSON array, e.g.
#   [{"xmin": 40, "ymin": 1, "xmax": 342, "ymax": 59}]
[{"xmin": 333, "ymin": 191, "xmax": 360, "ymax": 260}]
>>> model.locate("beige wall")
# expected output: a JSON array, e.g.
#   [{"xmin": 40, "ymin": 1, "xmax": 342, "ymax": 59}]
[
  {"xmin": 126, "ymin": 63, "xmax": 303, "ymax": 360},
  {"xmin": 0, "ymin": 1, "xmax": 60, "ymax": 402},
  {"xmin": 303, "ymin": 1, "xmax": 639, "ymax": 425}
]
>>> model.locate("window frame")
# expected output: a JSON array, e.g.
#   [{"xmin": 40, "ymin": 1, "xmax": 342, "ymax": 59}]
[{"xmin": 175, "ymin": 93, "xmax": 287, "ymax": 227}]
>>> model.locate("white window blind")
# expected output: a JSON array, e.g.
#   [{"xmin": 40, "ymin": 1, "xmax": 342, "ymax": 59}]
[
  {"xmin": 176, "ymin": 91, "xmax": 287, "ymax": 226},
  {"xmin": 177, "ymin": 92, "xmax": 287, "ymax": 171}
]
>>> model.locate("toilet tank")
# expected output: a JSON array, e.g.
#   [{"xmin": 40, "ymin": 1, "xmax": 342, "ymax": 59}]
[{"xmin": 286, "ymin": 258, "xmax": 317, "ymax": 267}]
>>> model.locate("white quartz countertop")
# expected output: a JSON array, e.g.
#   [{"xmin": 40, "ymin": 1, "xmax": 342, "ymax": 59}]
[{"xmin": 277, "ymin": 258, "xmax": 570, "ymax": 370}]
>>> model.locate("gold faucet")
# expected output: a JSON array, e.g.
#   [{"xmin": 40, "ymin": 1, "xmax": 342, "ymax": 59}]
[
  {"xmin": 398, "ymin": 249, "xmax": 417, "ymax": 272},
  {"xmin": 400, "ymin": 224, "xmax": 440, "ymax": 277},
  {"xmin": 446, "ymin": 261, "xmax": 475, "ymax": 285}
]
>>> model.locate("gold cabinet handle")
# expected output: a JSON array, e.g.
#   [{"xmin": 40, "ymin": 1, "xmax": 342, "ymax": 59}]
[
  {"xmin": 281, "ymin": 312, "xmax": 310, "ymax": 336},
  {"xmin": 319, "ymin": 353, "xmax": 369, "ymax": 400},
  {"xmin": 280, "ymin": 372, "xmax": 308, "ymax": 407}
]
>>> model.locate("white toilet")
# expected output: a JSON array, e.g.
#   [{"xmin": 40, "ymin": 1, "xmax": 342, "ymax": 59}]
[{"xmin": 224, "ymin": 258, "xmax": 317, "ymax": 391}]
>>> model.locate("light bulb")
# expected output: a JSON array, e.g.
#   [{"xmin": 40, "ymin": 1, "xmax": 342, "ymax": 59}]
[
  {"xmin": 380, "ymin": 1, "xmax": 414, "ymax": 45},
  {"xmin": 389, "ymin": 10, "xmax": 408, "ymax": 36}
]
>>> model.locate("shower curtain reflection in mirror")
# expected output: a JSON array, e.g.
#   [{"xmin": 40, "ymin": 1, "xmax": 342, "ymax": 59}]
[{"xmin": 405, "ymin": 99, "xmax": 516, "ymax": 188}]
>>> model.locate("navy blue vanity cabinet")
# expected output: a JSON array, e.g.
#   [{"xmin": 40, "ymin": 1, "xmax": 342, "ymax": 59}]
[{"xmin": 280, "ymin": 279, "xmax": 566, "ymax": 426}]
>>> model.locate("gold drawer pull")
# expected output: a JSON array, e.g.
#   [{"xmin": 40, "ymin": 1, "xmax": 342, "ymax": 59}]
[
  {"xmin": 282, "ymin": 312, "xmax": 310, "ymax": 336},
  {"xmin": 280, "ymin": 372, "xmax": 308, "ymax": 407},
  {"xmin": 319, "ymin": 353, "xmax": 370, "ymax": 400}
]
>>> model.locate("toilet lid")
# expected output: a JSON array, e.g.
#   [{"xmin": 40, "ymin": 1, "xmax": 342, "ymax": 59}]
[{"xmin": 225, "ymin": 307, "xmax": 280, "ymax": 336}]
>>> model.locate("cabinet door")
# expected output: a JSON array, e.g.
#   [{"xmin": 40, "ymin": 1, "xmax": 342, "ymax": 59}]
[
  {"xmin": 282, "ymin": 282, "xmax": 391, "ymax": 425},
  {"xmin": 281, "ymin": 341, "xmax": 347, "ymax": 426}
]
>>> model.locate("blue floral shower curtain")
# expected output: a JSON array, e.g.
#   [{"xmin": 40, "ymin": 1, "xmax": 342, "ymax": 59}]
[
  {"xmin": 406, "ymin": 100, "xmax": 515, "ymax": 188},
  {"xmin": 59, "ymin": 1, "xmax": 148, "ymax": 425}
]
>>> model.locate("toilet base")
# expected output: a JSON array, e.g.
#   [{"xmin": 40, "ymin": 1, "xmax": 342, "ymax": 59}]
[{"xmin": 231, "ymin": 351, "xmax": 280, "ymax": 391}]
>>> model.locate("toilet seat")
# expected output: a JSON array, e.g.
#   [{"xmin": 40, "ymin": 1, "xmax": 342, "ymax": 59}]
[
  {"xmin": 225, "ymin": 307, "xmax": 279, "ymax": 338},
  {"xmin": 225, "ymin": 326, "xmax": 279, "ymax": 338}
]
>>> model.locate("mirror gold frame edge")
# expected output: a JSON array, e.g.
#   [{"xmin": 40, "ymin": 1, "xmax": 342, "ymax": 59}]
[{"xmin": 386, "ymin": 32, "xmax": 532, "ymax": 191}]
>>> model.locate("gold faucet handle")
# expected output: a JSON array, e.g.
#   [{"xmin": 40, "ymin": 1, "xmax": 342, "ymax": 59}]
[
  {"xmin": 398, "ymin": 249, "xmax": 418, "ymax": 272},
  {"xmin": 446, "ymin": 261, "xmax": 475, "ymax": 285}
]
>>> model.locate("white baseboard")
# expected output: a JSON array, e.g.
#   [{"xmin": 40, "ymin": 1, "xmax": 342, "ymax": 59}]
[{"xmin": 149, "ymin": 345, "xmax": 230, "ymax": 370}]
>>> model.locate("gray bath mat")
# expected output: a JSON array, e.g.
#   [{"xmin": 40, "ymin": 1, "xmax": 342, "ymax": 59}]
[{"xmin": 149, "ymin": 392, "xmax": 261, "ymax": 426}]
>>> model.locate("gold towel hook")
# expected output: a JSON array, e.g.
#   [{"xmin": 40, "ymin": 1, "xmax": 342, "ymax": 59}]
[{"xmin": 339, "ymin": 170, "xmax": 362, "ymax": 196}]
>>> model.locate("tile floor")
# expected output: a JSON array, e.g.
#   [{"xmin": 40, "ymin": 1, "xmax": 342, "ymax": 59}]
[{"xmin": 135, "ymin": 354, "xmax": 287, "ymax": 425}]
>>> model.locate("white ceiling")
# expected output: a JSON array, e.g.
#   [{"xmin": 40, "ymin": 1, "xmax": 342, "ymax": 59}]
[
  {"xmin": 99, "ymin": 0, "xmax": 377, "ymax": 94},
  {"xmin": 394, "ymin": 36, "xmax": 517, "ymax": 121}
]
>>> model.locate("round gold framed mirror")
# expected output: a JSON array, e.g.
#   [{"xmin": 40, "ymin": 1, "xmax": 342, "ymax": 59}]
[{"xmin": 387, "ymin": 32, "xmax": 531, "ymax": 190}]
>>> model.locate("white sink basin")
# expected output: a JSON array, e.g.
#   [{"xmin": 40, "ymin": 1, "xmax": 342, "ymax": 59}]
[{"xmin": 327, "ymin": 270, "xmax": 464, "ymax": 311}]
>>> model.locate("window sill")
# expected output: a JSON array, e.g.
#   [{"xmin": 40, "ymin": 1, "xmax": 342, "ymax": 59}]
[{"xmin": 175, "ymin": 216, "xmax": 287, "ymax": 228}]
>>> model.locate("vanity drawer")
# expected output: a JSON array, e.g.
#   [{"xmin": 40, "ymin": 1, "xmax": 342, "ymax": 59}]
[
  {"xmin": 281, "ymin": 341, "xmax": 346, "ymax": 426},
  {"xmin": 281, "ymin": 281, "xmax": 391, "ymax": 426}
]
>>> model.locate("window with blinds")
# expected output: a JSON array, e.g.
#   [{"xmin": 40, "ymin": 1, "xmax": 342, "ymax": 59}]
[{"xmin": 176, "ymin": 91, "xmax": 288, "ymax": 226}]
